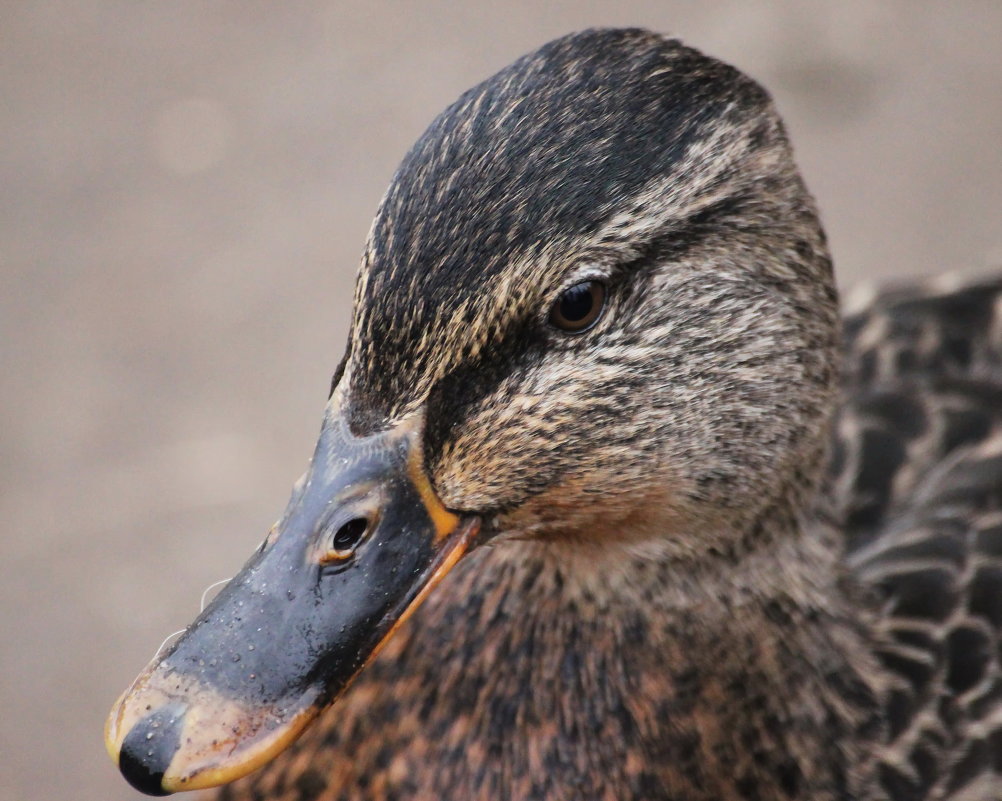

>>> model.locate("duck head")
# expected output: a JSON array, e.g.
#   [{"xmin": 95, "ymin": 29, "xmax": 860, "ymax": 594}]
[{"xmin": 106, "ymin": 28, "xmax": 838, "ymax": 795}]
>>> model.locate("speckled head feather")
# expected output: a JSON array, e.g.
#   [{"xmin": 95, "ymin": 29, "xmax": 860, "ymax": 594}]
[
  {"xmin": 351, "ymin": 28, "xmax": 798, "ymax": 421},
  {"xmin": 340, "ymin": 28, "xmax": 837, "ymax": 554}
]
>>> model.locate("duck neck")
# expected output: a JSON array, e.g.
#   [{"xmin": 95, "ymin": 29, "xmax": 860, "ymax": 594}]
[{"xmin": 440, "ymin": 510, "xmax": 885, "ymax": 800}]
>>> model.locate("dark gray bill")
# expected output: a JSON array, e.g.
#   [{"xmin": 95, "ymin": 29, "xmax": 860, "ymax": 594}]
[{"xmin": 105, "ymin": 411, "xmax": 479, "ymax": 794}]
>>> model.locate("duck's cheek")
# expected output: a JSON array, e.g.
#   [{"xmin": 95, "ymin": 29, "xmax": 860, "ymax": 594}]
[
  {"xmin": 429, "ymin": 406, "xmax": 664, "ymax": 527},
  {"xmin": 467, "ymin": 457, "xmax": 688, "ymax": 546},
  {"xmin": 430, "ymin": 422, "xmax": 559, "ymax": 512}
]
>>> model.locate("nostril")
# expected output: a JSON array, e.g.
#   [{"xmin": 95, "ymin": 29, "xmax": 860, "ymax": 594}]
[
  {"xmin": 331, "ymin": 517, "xmax": 369, "ymax": 553},
  {"xmin": 118, "ymin": 704, "xmax": 185, "ymax": 796}
]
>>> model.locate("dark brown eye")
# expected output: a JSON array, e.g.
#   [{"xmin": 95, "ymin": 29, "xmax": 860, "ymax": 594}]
[{"xmin": 549, "ymin": 281, "xmax": 606, "ymax": 333}]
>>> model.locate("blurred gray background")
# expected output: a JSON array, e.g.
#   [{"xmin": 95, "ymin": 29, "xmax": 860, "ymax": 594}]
[{"xmin": 2, "ymin": 2, "xmax": 1000, "ymax": 799}]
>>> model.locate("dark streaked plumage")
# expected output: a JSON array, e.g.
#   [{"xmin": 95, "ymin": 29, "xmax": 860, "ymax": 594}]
[
  {"xmin": 192, "ymin": 29, "xmax": 1002, "ymax": 801},
  {"xmin": 835, "ymin": 278, "xmax": 1002, "ymax": 799}
]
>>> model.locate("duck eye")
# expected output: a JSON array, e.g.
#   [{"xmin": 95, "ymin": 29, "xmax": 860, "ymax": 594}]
[
  {"xmin": 321, "ymin": 517, "xmax": 369, "ymax": 563},
  {"xmin": 549, "ymin": 281, "xmax": 606, "ymax": 333}
]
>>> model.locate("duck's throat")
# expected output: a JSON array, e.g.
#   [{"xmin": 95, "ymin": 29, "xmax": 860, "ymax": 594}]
[{"xmin": 215, "ymin": 533, "xmax": 884, "ymax": 801}]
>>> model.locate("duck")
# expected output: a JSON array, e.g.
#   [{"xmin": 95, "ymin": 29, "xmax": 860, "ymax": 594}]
[{"xmin": 104, "ymin": 27, "xmax": 1002, "ymax": 801}]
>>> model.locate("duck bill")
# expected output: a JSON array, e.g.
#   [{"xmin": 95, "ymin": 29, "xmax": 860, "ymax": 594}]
[{"xmin": 105, "ymin": 410, "xmax": 479, "ymax": 795}]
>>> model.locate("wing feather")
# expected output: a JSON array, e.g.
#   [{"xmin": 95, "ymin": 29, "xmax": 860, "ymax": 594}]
[{"xmin": 833, "ymin": 276, "xmax": 1002, "ymax": 800}]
